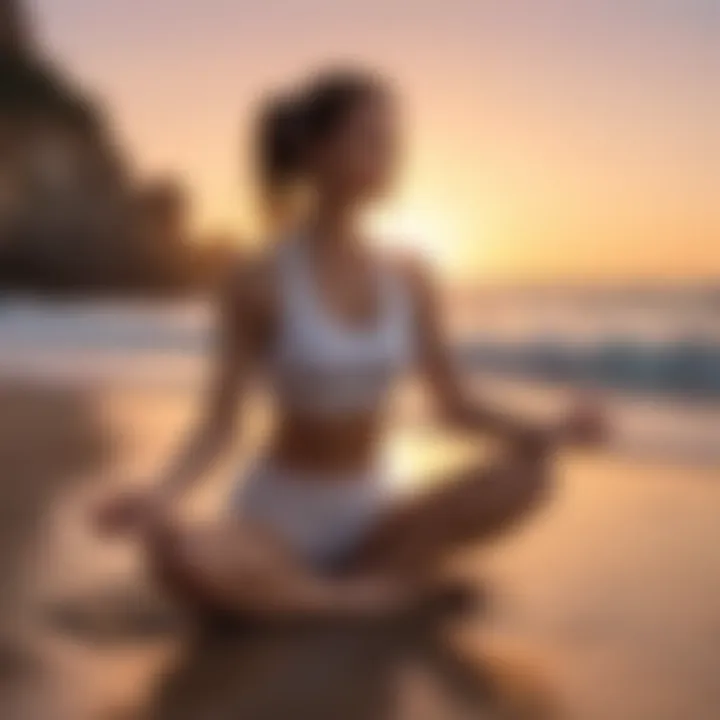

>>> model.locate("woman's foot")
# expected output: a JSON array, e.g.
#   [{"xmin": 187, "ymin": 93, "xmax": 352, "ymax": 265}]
[
  {"xmin": 415, "ymin": 577, "xmax": 489, "ymax": 618},
  {"xmin": 332, "ymin": 575, "xmax": 488, "ymax": 625}
]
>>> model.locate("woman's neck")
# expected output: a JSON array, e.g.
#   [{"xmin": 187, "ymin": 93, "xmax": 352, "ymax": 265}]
[{"xmin": 307, "ymin": 199, "xmax": 361, "ymax": 255}]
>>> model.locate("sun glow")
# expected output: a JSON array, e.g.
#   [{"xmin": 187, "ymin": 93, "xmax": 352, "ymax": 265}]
[{"xmin": 369, "ymin": 203, "xmax": 462, "ymax": 269}]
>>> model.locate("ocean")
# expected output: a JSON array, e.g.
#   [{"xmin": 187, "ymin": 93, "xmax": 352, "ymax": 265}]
[{"xmin": 1, "ymin": 296, "xmax": 718, "ymax": 464}]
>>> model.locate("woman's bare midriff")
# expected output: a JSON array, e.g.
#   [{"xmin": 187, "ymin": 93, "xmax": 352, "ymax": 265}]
[{"xmin": 267, "ymin": 408, "xmax": 386, "ymax": 479}]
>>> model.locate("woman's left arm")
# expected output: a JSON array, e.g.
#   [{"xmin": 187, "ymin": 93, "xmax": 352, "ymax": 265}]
[{"xmin": 405, "ymin": 258, "xmax": 603, "ymax": 449}]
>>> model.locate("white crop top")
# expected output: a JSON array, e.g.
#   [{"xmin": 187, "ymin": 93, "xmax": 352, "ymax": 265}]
[{"xmin": 268, "ymin": 236, "xmax": 416, "ymax": 415}]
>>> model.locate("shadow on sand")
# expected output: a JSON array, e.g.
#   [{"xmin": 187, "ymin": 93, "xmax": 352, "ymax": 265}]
[{"xmin": 145, "ymin": 612, "xmax": 554, "ymax": 720}]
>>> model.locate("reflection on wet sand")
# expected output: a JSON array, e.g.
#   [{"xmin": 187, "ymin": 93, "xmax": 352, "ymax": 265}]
[
  {"xmin": 39, "ymin": 603, "xmax": 551, "ymax": 720},
  {"xmin": 40, "ymin": 583, "xmax": 551, "ymax": 720}
]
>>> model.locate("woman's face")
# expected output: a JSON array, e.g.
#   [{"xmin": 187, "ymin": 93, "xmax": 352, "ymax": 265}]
[{"xmin": 312, "ymin": 93, "xmax": 401, "ymax": 206}]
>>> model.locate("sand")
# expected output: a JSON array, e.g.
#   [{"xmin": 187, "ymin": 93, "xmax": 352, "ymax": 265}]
[{"xmin": 0, "ymin": 380, "xmax": 719, "ymax": 719}]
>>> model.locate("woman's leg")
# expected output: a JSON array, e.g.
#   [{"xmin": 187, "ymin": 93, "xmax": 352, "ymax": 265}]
[
  {"xmin": 145, "ymin": 515, "xmax": 403, "ymax": 620},
  {"xmin": 144, "ymin": 443, "xmax": 551, "ymax": 619},
  {"xmin": 347, "ymin": 443, "xmax": 551, "ymax": 579}
]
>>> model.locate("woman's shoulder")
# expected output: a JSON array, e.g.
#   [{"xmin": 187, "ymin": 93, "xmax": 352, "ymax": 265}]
[
  {"xmin": 218, "ymin": 245, "xmax": 281, "ymax": 320},
  {"xmin": 379, "ymin": 246, "xmax": 437, "ymax": 296}
]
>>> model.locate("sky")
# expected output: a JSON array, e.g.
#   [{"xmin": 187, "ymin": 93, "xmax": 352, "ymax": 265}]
[{"xmin": 31, "ymin": 0, "xmax": 719, "ymax": 282}]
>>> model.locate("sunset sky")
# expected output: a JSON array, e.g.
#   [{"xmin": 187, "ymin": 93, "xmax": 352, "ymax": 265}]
[{"xmin": 34, "ymin": 0, "xmax": 718, "ymax": 281}]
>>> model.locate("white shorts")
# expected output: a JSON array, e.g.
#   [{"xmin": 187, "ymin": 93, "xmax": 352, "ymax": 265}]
[{"xmin": 232, "ymin": 461, "xmax": 392, "ymax": 570}]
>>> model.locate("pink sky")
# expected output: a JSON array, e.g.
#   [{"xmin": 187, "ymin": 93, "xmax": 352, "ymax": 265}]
[{"xmin": 32, "ymin": 0, "xmax": 719, "ymax": 281}]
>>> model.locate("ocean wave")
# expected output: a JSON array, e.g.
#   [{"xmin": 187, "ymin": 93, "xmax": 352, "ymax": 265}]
[{"xmin": 460, "ymin": 337, "xmax": 720, "ymax": 399}]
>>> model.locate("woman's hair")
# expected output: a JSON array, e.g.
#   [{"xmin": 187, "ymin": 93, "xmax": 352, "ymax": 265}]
[{"xmin": 255, "ymin": 68, "xmax": 390, "ymax": 218}]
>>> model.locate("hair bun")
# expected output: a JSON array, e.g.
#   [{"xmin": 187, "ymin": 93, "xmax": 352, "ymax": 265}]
[
  {"xmin": 256, "ymin": 91, "xmax": 306, "ymax": 197},
  {"xmin": 255, "ymin": 67, "xmax": 390, "ymax": 222}
]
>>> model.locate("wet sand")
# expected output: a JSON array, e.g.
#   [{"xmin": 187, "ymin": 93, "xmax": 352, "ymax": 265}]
[{"xmin": 0, "ymin": 381, "xmax": 719, "ymax": 719}]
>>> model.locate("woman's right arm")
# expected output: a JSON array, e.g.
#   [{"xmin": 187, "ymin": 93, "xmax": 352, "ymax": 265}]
[
  {"xmin": 97, "ymin": 263, "xmax": 267, "ymax": 533},
  {"xmin": 152, "ymin": 275, "xmax": 252, "ymax": 500}
]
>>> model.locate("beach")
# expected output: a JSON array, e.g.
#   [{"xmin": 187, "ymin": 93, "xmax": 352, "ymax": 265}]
[{"xmin": 1, "ymin": 302, "xmax": 719, "ymax": 719}]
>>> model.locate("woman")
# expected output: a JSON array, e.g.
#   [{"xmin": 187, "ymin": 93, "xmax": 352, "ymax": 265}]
[{"xmin": 99, "ymin": 69, "xmax": 603, "ymax": 619}]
